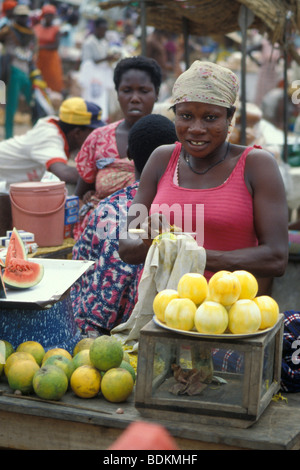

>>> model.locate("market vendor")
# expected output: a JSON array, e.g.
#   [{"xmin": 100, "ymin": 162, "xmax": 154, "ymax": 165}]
[{"xmin": 118, "ymin": 60, "xmax": 289, "ymax": 296}]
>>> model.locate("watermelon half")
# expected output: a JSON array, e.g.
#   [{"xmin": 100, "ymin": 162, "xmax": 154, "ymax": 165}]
[
  {"xmin": 3, "ymin": 258, "xmax": 44, "ymax": 289},
  {"xmin": 5, "ymin": 227, "xmax": 27, "ymax": 266}
]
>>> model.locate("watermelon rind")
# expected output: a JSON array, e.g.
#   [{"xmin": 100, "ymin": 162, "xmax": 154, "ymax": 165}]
[
  {"xmin": 5, "ymin": 227, "xmax": 27, "ymax": 267},
  {"xmin": 3, "ymin": 259, "xmax": 44, "ymax": 290}
]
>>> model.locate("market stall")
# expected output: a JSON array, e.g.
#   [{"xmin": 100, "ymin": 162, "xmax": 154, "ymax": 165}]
[
  {"xmin": 0, "ymin": 231, "xmax": 299, "ymax": 450},
  {"xmin": 0, "ymin": 326, "xmax": 299, "ymax": 450},
  {"xmin": 1, "ymin": 2, "xmax": 300, "ymax": 451}
]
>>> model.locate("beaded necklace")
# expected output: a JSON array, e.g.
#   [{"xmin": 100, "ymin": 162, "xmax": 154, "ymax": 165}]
[{"xmin": 184, "ymin": 142, "xmax": 230, "ymax": 175}]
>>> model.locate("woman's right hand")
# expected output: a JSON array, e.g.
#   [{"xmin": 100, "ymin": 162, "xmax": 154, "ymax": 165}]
[{"xmin": 139, "ymin": 213, "xmax": 171, "ymax": 247}]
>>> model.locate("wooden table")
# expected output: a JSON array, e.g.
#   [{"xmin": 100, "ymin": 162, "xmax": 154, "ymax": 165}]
[
  {"xmin": 0, "ymin": 380, "xmax": 299, "ymax": 450},
  {"xmin": 29, "ymin": 238, "xmax": 75, "ymax": 260}
]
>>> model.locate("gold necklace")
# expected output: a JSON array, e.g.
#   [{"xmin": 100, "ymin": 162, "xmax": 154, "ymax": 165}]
[{"xmin": 184, "ymin": 142, "xmax": 230, "ymax": 175}]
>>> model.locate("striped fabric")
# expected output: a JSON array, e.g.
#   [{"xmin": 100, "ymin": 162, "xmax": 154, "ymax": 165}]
[
  {"xmin": 281, "ymin": 310, "xmax": 300, "ymax": 392},
  {"xmin": 210, "ymin": 311, "xmax": 300, "ymax": 393}
]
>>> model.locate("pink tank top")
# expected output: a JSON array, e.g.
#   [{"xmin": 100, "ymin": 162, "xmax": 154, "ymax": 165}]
[{"xmin": 150, "ymin": 142, "xmax": 258, "ymax": 278}]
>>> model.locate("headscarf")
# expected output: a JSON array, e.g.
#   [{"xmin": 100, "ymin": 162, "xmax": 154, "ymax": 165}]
[
  {"xmin": 2, "ymin": 0, "xmax": 17, "ymax": 13},
  {"xmin": 172, "ymin": 60, "xmax": 239, "ymax": 109}
]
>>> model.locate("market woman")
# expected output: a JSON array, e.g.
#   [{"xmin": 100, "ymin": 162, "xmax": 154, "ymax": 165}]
[
  {"xmin": 74, "ymin": 56, "xmax": 162, "ymax": 239},
  {"xmin": 118, "ymin": 60, "xmax": 289, "ymax": 296},
  {"xmin": 34, "ymin": 4, "xmax": 63, "ymax": 93}
]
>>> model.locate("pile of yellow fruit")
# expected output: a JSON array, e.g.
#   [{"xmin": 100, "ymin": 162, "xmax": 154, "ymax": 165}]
[
  {"xmin": 153, "ymin": 270, "xmax": 280, "ymax": 335},
  {"xmin": 0, "ymin": 337, "xmax": 136, "ymax": 403}
]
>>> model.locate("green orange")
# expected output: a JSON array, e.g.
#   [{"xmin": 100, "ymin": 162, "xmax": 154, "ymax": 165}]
[
  {"xmin": 42, "ymin": 354, "xmax": 75, "ymax": 381},
  {"xmin": 119, "ymin": 360, "xmax": 136, "ymax": 382},
  {"xmin": 1, "ymin": 340, "xmax": 14, "ymax": 359},
  {"xmin": 42, "ymin": 348, "xmax": 72, "ymax": 365},
  {"xmin": 101, "ymin": 368, "xmax": 134, "ymax": 403},
  {"xmin": 89, "ymin": 336, "xmax": 123, "ymax": 371},
  {"xmin": 72, "ymin": 349, "xmax": 93, "ymax": 369},
  {"xmin": 33, "ymin": 365, "xmax": 68, "ymax": 400}
]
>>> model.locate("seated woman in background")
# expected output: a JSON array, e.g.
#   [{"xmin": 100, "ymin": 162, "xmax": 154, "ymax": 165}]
[
  {"xmin": 118, "ymin": 60, "xmax": 289, "ymax": 296},
  {"xmin": 71, "ymin": 114, "xmax": 177, "ymax": 336},
  {"xmin": 74, "ymin": 56, "xmax": 162, "ymax": 239}
]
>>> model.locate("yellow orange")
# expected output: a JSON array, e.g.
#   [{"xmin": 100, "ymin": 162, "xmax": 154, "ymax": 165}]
[
  {"xmin": 4, "ymin": 351, "xmax": 37, "ymax": 377},
  {"xmin": 208, "ymin": 271, "xmax": 241, "ymax": 306},
  {"xmin": 7, "ymin": 359, "xmax": 39, "ymax": 394},
  {"xmin": 195, "ymin": 301, "xmax": 228, "ymax": 334},
  {"xmin": 253, "ymin": 295, "xmax": 279, "ymax": 330},
  {"xmin": 70, "ymin": 365, "xmax": 101, "ymax": 398},
  {"xmin": 16, "ymin": 341, "xmax": 45, "ymax": 366},
  {"xmin": 73, "ymin": 337, "xmax": 95, "ymax": 357},
  {"xmin": 153, "ymin": 289, "xmax": 180, "ymax": 322},
  {"xmin": 228, "ymin": 299, "xmax": 261, "ymax": 334},
  {"xmin": 233, "ymin": 270, "xmax": 258, "ymax": 300},
  {"xmin": 164, "ymin": 298, "xmax": 196, "ymax": 331},
  {"xmin": 177, "ymin": 272, "xmax": 208, "ymax": 305}
]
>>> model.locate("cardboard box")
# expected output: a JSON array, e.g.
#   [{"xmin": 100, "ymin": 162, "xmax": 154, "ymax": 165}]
[{"xmin": 64, "ymin": 196, "xmax": 79, "ymax": 225}]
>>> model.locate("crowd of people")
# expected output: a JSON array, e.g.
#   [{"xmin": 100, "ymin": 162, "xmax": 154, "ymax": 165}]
[{"xmin": 0, "ymin": 2, "xmax": 300, "ymax": 392}]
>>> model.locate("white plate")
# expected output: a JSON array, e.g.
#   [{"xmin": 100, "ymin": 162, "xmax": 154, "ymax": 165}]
[
  {"xmin": 153, "ymin": 315, "xmax": 282, "ymax": 339},
  {"xmin": 0, "ymin": 258, "xmax": 94, "ymax": 308}
]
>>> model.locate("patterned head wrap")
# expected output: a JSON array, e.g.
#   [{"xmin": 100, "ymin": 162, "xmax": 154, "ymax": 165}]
[{"xmin": 172, "ymin": 60, "xmax": 239, "ymax": 109}]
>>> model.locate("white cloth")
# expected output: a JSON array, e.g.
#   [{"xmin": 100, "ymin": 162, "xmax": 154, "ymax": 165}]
[
  {"xmin": 78, "ymin": 59, "xmax": 114, "ymax": 122},
  {"xmin": 0, "ymin": 117, "xmax": 68, "ymax": 192},
  {"xmin": 81, "ymin": 34, "xmax": 109, "ymax": 63},
  {"xmin": 112, "ymin": 235, "xmax": 206, "ymax": 351}
]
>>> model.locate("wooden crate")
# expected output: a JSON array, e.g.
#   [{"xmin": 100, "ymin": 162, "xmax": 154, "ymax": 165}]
[{"xmin": 135, "ymin": 315, "xmax": 284, "ymax": 428}]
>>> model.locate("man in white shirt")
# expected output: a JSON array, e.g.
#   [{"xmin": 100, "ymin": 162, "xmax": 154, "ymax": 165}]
[
  {"xmin": 78, "ymin": 18, "xmax": 119, "ymax": 121},
  {"xmin": 0, "ymin": 96, "xmax": 104, "ymax": 235},
  {"xmin": 0, "ymin": 96, "xmax": 104, "ymax": 193}
]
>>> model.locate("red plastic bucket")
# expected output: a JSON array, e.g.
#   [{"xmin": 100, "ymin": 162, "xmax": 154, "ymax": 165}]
[{"xmin": 9, "ymin": 182, "xmax": 67, "ymax": 247}]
